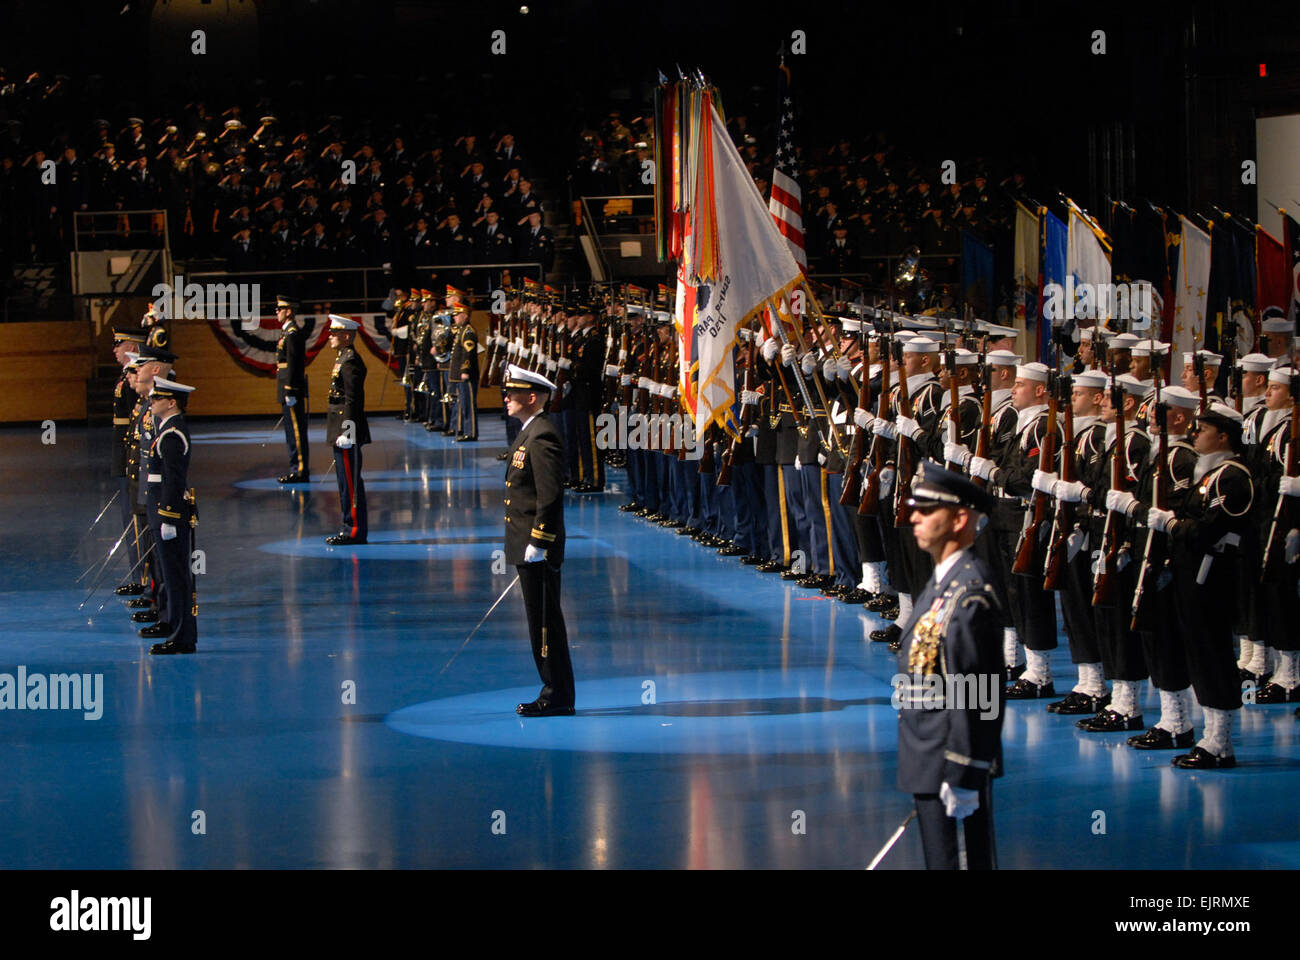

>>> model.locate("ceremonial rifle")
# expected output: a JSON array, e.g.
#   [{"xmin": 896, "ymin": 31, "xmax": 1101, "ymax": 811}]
[
  {"xmin": 971, "ymin": 348, "xmax": 993, "ymax": 490},
  {"xmin": 839, "ymin": 312, "xmax": 871, "ymax": 507},
  {"xmin": 1043, "ymin": 370, "xmax": 1075, "ymax": 590},
  {"xmin": 1013, "ymin": 364, "xmax": 1059, "ymax": 575},
  {"xmin": 943, "ymin": 336, "xmax": 962, "ymax": 471},
  {"xmin": 548, "ymin": 324, "xmax": 569, "ymax": 414},
  {"xmin": 858, "ymin": 318, "xmax": 891, "ymax": 517},
  {"xmin": 892, "ymin": 338, "xmax": 917, "ymax": 526},
  {"xmin": 718, "ymin": 336, "xmax": 757, "ymax": 487},
  {"xmin": 1261, "ymin": 372, "xmax": 1300, "ymax": 582},
  {"xmin": 1130, "ymin": 371, "xmax": 1168, "ymax": 630}
]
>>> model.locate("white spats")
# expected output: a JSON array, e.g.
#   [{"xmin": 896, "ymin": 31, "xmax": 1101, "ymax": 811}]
[
  {"xmin": 1111, "ymin": 679, "xmax": 1141, "ymax": 719},
  {"xmin": 1073, "ymin": 662, "xmax": 1107, "ymax": 698},
  {"xmin": 1003, "ymin": 627, "xmax": 1022, "ymax": 670},
  {"xmin": 1197, "ymin": 706, "xmax": 1235, "ymax": 758},
  {"xmin": 1155, "ymin": 688, "xmax": 1193, "ymax": 735},
  {"xmin": 1236, "ymin": 637, "xmax": 1255, "ymax": 672},
  {"xmin": 896, "ymin": 593, "xmax": 913, "ymax": 626},
  {"xmin": 1247, "ymin": 642, "xmax": 1270, "ymax": 677},
  {"xmin": 1024, "ymin": 648, "xmax": 1052, "ymax": 687},
  {"xmin": 1272, "ymin": 650, "xmax": 1300, "ymax": 691}
]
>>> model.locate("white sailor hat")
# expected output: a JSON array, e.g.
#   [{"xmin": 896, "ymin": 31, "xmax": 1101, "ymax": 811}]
[
  {"xmin": 911, "ymin": 330, "xmax": 947, "ymax": 342},
  {"xmin": 1268, "ymin": 365, "xmax": 1296, "ymax": 385},
  {"xmin": 1110, "ymin": 373, "xmax": 1149, "ymax": 396},
  {"xmin": 1197, "ymin": 401, "xmax": 1244, "ymax": 438},
  {"xmin": 976, "ymin": 320, "xmax": 1019, "ymax": 339},
  {"xmin": 1078, "ymin": 326, "xmax": 1098, "ymax": 341},
  {"xmin": 950, "ymin": 348, "xmax": 979, "ymax": 365},
  {"xmin": 1131, "ymin": 339, "xmax": 1169, "ymax": 357},
  {"xmin": 1108, "ymin": 333, "xmax": 1141, "ymax": 350},
  {"xmin": 148, "ymin": 375, "xmax": 196, "ymax": 399},
  {"xmin": 504, "ymin": 363, "xmax": 557, "ymax": 393},
  {"xmin": 124, "ymin": 351, "xmax": 143, "ymax": 369},
  {"xmin": 1074, "ymin": 370, "xmax": 1108, "ymax": 389},
  {"xmin": 986, "ymin": 349, "xmax": 1022, "ymax": 367},
  {"xmin": 1237, "ymin": 352, "xmax": 1275, "ymax": 372},
  {"xmin": 1161, "ymin": 385, "xmax": 1200, "ymax": 410},
  {"xmin": 902, "ymin": 338, "xmax": 940, "ymax": 354},
  {"xmin": 1261, "ymin": 315, "xmax": 1292, "ymax": 334},
  {"xmin": 894, "ymin": 330, "xmax": 918, "ymax": 342},
  {"xmin": 1183, "ymin": 349, "xmax": 1222, "ymax": 366},
  {"xmin": 840, "ymin": 318, "xmax": 863, "ymax": 333},
  {"xmin": 328, "ymin": 314, "xmax": 359, "ymax": 330},
  {"xmin": 1016, "ymin": 362, "xmax": 1049, "ymax": 382}
]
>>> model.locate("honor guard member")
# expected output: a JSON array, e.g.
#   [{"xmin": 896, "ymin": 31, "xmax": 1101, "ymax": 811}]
[
  {"xmin": 389, "ymin": 290, "xmax": 414, "ymax": 420},
  {"xmin": 1148, "ymin": 401, "xmax": 1255, "ymax": 767},
  {"xmin": 1181, "ymin": 350, "xmax": 1223, "ymax": 404},
  {"xmin": 896, "ymin": 461, "xmax": 1004, "ymax": 870},
  {"xmin": 449, "ymin": 297, "xmax": 479, "ymax": 440},
  {"xmin": 414, "ymin": 290, "xmax": 438, "ymax": 428},
  {"xmin": 1260, "ymin": 308, "xmax": 1293, "ymax": 361},
  {"xmin": 111, "ymin": 328, "xmax": 146, "ymax": 596},
  {"xmin": 131, "ymin": 344, "xmax": 178, "ymax": 626},
  {"xmin": 502, "ymin": 363, "xmax": 575, "ymax": 716},
  {"xmin": 325, "ymin": 315, "xmax": 370, "ymax": 545},
  {"xmin": 142, "ymin": 376, "xmax": 198, "ymax": 654},
  {"xmin": 432, "ymin": 289, "xmax": 458, "ymax": 434},
  {"xmin": 141, "ymin": 303, "xmax": 170, "ymax": 350},
  {"xmin": 274, "ymin": 294, "xmax": 310, "ymax": 482},
  {"xmin": 571, "ymin": 298, "xmax": 607, "ymax": 491},
  {"xmin": 1236, "ymin": 352, "xmax": 1275, "ymax": 679}
]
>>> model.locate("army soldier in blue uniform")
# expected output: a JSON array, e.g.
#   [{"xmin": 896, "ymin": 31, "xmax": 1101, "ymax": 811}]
[
  {"xmin": 324, "ymin": 315, "xmax": 371, "ymax": 546},
  {"xmin": 896, "ymin": 460, "xmax": 1004, "ymax": 869},
  {"xmin": 142, "ymin": 376, "xmax": 198, "ymax": 655},
  {"xmin": 275, "ymin": 294, "xmax": 311, "ymax": 483},
  {"xmin": 502, "ymin": 363, "xmax": 575, "ymax": 716}
]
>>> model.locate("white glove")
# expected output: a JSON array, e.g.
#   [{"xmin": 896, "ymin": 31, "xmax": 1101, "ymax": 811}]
[
  {"xmin": 1147, "ymin": 506, "xmax": 1175, "ymax": 533},
  {"xmin": 817, "ymin": 452, "xmax": 827, "ymax": 466},
  {"xmin": 506, "ymin": 341, "xmax": 519, "ymax": 355},
  {"xmin": 546, "ymin": 358, "xmax": 558, "ymax": 372},
  {"xmin": 794, "ymin": 455, "xmax": 802, "ymax": 471},
  {"xmin": 878, "ymin": 466, "xmax": 896, "ymax": 498},
  {"xmin": 558, "ymin": 357, "xmax": 572, "ymax": 371},
  {"xmin": 524, "ymin": 544, "xmax": 546, "ymax": 563},
  {"xmin": 969, "ymin": 455, "xmax": 998, "ymax": 482},
  {"xmin": 821, "ymin": 358, "xmax": 836, "ymax": 381},
  {"xmin": 160, "ymin": 523, "xmax": 177, "ymax": 541},
  {"xmin": 336, "ymin": 436, "xmax": 354, "ymax": 449},
  {"xmin": 1106, "ymin": 489, "xmax": 1138, "ymax": 517},
  {"xmin": 895, "ymin": 415, "xmax": 922, "ymax": 440},
  {"xmin": 618, "ymin": 349, "xmax": 627, "ymax": 362},
  {"xmin": 1031, "ymin": 469, "xmax": 1059, "ymax": 495},
  {"xmin": 1054, "ymin": 479, "xmax": 1086, "ymax": 503},
  {"xmin": 836, "ymin": 356, "xmax": 852, "ymax": 378},
  {"xmin": 854, "ymin": 407, "xmax": 873, "ymax": 430},
  {"xmin": 781, "ymin": 343, "xmax": 797, "ymax": 367},
  {"xmin": 872, "ymin": 419, "xmax": 897, "ymax": 441},
  {"xmin": 619, "ymin": 375, "xmax": 633, "ymax": 386},
  {"xmin": 637, "ymin": 377, "xmax": 651, "ymax": 390},
  {"xmin": 605, "ymin": 364, "xmax": 620, "ymax": 377},
  {"xmin": 1280, "ymin": 475, "xmax": 1300, "ymax": 498},
  {"xmin": 800, "ymin": 351, "xmax": 817, "ymax": 376},
  {"xmin": 740, "ymin": 389, "xmax": 760, "ymax": 406},
  {"xmin": 761, "ymin": 338, "xmax": 779, "ymax": 363},
  {"xmin": 944, "ymin": 442, "xmax": 972, "ymax": 469},
  {"xmin": 940, "ymin": 782, "xmax": 980, "ymax": 820},
  {"xmin": 284, "ymin": 396, "xmax": 297, "ymax": 407},
  {"xmin": 1286, "ymin": 529, "xmax": 1300, "ymax": 565}
]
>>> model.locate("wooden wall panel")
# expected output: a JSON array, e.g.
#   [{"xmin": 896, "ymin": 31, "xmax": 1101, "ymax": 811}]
[{"xmin": 0, "ymin": 322, "xmax": 94, "ymax": 423}]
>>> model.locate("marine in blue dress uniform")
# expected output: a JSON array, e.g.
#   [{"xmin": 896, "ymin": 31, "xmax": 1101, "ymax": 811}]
[
  {"xmin": 895, "ymin": 461, "xmax": 1004, "ymax": 869},
  {"xmin": 502, "ymin": 363, "xmax": 575, "ymax": 716}
]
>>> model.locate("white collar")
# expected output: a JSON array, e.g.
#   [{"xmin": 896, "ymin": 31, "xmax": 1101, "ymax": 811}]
[
  {"xmin": 518, "ymin": 412, "xmax": 537, "ymax": 434},
  {"xmin": 933, "ymin": 548, "xmax": 967, "ymax": 586},
  {"xmin": 939, "ymin": 384, "xmax": 975, "ymax": 409},
  {"xmin": 1194, "ymin": 450, "xmax": 1231, "ymax": 484},
  {"xmin": 991, "ymin": 387, "xmax": 1012, "ymax": 407},
  {"xmin": 1243, "ymin": 394, "xmax": 1266, "ymax": 414},
  {"xmin": 1073, "ymin": 414, "xmax": 1099, "ymax": 433},
  {"xmin": 905, "ymin": 371, "xmax": 935, "ymax": 394},
  {"xmin": 1015, "ymin": 403, "xmax": 1047, "ymax": 435}
]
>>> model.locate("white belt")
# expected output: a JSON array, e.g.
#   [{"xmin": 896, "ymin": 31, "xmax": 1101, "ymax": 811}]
[{"xmin": 146, "ymin": 473, "xmax": 162, "ymax": 483}]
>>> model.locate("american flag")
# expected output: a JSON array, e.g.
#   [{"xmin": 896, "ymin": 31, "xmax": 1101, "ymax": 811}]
[{"xmin": 769, "ymin": 62, "xmax": 807, "ymax": 272}]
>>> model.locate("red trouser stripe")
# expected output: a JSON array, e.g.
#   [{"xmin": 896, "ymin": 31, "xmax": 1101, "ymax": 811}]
[{"xmin": 342, "ymin": 449, "xmax": 358, "ymax": 537}]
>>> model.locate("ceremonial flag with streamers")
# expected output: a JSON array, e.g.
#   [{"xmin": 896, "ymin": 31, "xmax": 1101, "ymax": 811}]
[
  {"xmin": 1172, "ymin": 215, "xmax": 1212, "ymax": 355},
  {"xmin": 664, "ymin": 84, "xmax": 804, "ymax": 435},
  {"xmin": 1067, "ymin": 200, "xmax": 1112, "ymax": 328},
  {"xmin": 1040, "ymin": 209, "xmax": 1067, "ymax": 364},
  {"xmin": 207, "ymin": 314, "xmax": 332, "ymax": 373},
  {"xmin": 962, "ymin": 230, "xmax": 995, "ymax": 319},
  {"xmin": 1257, "ymin": 225, "xmax": 1288, "ymax": 317},
  {"xmin": 768, "ymin": 62, "xmax": 807, "ymax": 272},
  {"xmin": 1012, "ymin": 201, "xmax": 1039, "ymax": 352}
]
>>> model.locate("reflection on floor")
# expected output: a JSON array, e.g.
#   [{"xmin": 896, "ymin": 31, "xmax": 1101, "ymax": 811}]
[{"xmin": 2, "ymin": 414, "xmax": 1297, "ymax": 869}]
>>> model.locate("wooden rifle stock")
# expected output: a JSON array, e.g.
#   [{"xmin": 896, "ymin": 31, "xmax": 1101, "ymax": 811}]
[
  {"xmin": 1012, "ymin": 371, "xmax": 1058, "ymax": 575},
  {"xmin": 1043, "ymin": 373, "xmax": 1075, "ymax": 591},
  {"xmin": 1092, "ymin": 378, "xmax": 1129, "ymax": 606},
  {"xmin": 548, "ymin": 326, "xmax": 568, "ymax": 413},
  {"xmin": 972, "ymin": 358, "xmax": 992, "ymax": 489},
  {"xmin": 839, "ymin": 345, "xmax": 870, "ymax": 507},
  {"xmin": 1130, "ymin": 387, "xmax": 1169, "ymax": 631},
  {"xmin": 893, "ymin": 341, "xmax": 916, "ymax": 527},
  {"xmin": 1261, "ymin": 382, "xmax": 1300, "ymax": 582},
  {"xmin": 858, "ymin": 336, "xmax": 890, "ymax": 517}
]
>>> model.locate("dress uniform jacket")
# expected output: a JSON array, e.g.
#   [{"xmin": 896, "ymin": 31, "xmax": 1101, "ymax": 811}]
[
  {"xmin": 450, "ymin": 321, "xmax": 479, "ymax": 383},
  {"xmin": 325, "ymin": 348, "xmax": 370, "ymax": 446},
  {"xmin": 897, "ymin": 550, "xmax": 1005, "ymax": 793},
  {"xmin": 504, "ymin": 414, "xmax": 566, "ymax": 565},
  {"xmin": 112, "ymin": 373, "xmax": 138, "ymax": 478},
  {"xmin": 276, "ymin": 322, "xmax": 308, "ymax": 402}
]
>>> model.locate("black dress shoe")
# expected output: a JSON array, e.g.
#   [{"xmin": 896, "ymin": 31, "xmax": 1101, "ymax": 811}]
[
  {"xmin": 1255, "ymin": 682, "xmax": 1300, "ymax": 704},
  {"xmin": 619, "ymin": 502, "xmax": 641, "ymax": 512},
  {"xmin": 516, "ymin": 699, "xmax": 575, "ymax": 717},
  {"xmin": 149, "ymin": 639, "xmax": 196, "ymax": 655},
  {"xmin": 870, "ymin": 624, "xmax": 902, "ymax": 644},
  {"xmin": 130, "ymin": 609, "xmax": 159, "ymax": 623},
  {"xmin": 838, "ymin": 588, "xmax": 872, "ymax": 604},
  {"xmin": 866, "ymin": 593, "xmax": 895, "ymax": 613},
  {"xmin": 888, "ymin": 637, "xmax": 903, "ymax": 653},
  {"xmin": 126, "ymin": 597, "xmax": 153, "ymax": 609},
  {"xmin": 741, "ymin": 555, "xmax": 766, "ymax": 565},
  {"xmin": 1007, "ymin": 663, "xmax": 1027, "ymax": 681},
  {"xmin": 689, "ymin": 528, "xmax": 709, "ymax": 541},
  {"xmin": 634, "ymin": 507, "xmax": 655, "ymax": 517},
  {"xmin": 821, "ymin": 583, "xmax": 849, "ymax": 597},
  {"xmin": 324, "ymin": 534, "xmax": 367, "ymax": 545},
  {"xmin": 1172, "ymin": 746, "xmax": 1236, "ymax": 770},
  {"xmin": 1128, "ymin": 726, "xmax": 1195, "ymax": 750},
  {"xmin": 803, "ymin": 574, "xmax": 834, "ymax": 589},
  {"xmin": 880, "ymin": 603, "xmax": 900, "ymax": 620},
  {"xmin": 718, "ymin": 544, "xmax": 747, "ymax": 557},
  {"xmin": 138, "ymin": 623, "xmax": 171, "ymax": 639},
  {"xmin": 455, "ymin": 435, "xmax": 478, "ymax": 442},
  {"xmin": 1005, "ymin": 678, "xmax": 1056, "ymax": 699},
  {"xmin": 278, "ymin": 472, "xmax": 309, "ymax": 483},
  {"xmin": 1047, "ymin": 691, "xmax": 1110, "ymax": 715},
  {"xmin": 1077, "ymin": 708, "xmax": 1144, "ymax": 733},
  {"xmin": 495, "ymin": 452, "xmax": 509, "ymax": 461},
  {"xmin": 440, "ymin": 428, "xmax": 455, "ymax": 436},
  {"xmin": 114, "ymin": 583, "xmax": 146, "ymax": 597},
  {"xmin": 757, "ymin": 560, "xmax": 788, "ymax": 573},
  {"xmin": 659, "ymin": 518, "xmax": 684, "ymax": 528},
  {"xmin": 678, "ymin": 526, "xmax": 701, "ymax": 537},
  {"xmin": 425, "ymin": 422, "xmax": 437, "ymax": 431}
]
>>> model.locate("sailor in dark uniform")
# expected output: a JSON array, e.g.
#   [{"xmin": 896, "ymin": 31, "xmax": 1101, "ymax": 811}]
[
  {"xmin": 110, "ymin": 327, "xmax": 146, "ymax": 596},
  {"xmin": 274, "ymin": 294, "xmax": 310, "ymax": 483},
  {"xmin": 131, "ymin": 344, "xmax": 178, "ymax": 631},
  {"xmin": 324, "ymin": 315, "xmax": 370, "ymax": 545},
  {"xmin": 503, "ymin": 363, "xmax": 575, "ymax": 716},
  {"xmin": 895, "ymin": 460, "xmax": 1004, "ymax": 869},
  {"xmin": 143, "ymin": 376, "xmax": 198, "ymax": 655}
]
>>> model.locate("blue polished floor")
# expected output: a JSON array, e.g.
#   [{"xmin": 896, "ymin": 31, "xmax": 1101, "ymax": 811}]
[{"xmin": 2, "ymin": 414, "xmax": 1298, "ymax": 869}]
